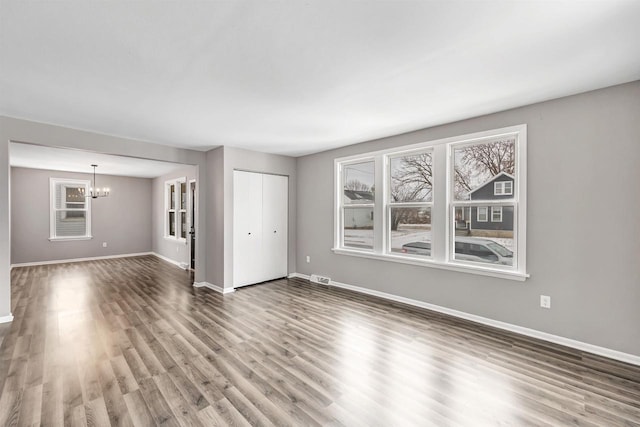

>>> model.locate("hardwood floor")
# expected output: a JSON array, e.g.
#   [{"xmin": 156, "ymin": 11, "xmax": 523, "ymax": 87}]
[{"xmin": 1, "ymin": 256, "xmax": 639, "ymax": 426}]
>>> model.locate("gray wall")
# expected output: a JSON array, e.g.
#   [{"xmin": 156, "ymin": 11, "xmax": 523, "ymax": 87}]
[
  {"xmin": 151, "ymin": 165, "xmax": 197, "ymax": 265},
  {"xmin": 0, "ymin": 138, "xmax": 9, "ymax": 318},
  {"xmin": 205, "ymin": 147, "xmax": 225, "ymax": 287},
  {"xmin": 0, "ymin": 116, "xmax": 208, "ymax": 319},
  {"xmin": 296, "ymin": 81, "xmax": 640, "ymax": 357},
  {"xmin": 223, "ymin": 146, "xmax": 297, "ymax": 289},
  {"xmin": 11, "ymin": 167, "xmax": 152, "ymax": 264}
]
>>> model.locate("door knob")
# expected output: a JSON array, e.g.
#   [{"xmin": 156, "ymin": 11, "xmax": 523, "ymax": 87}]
[{"xmin": 274, "ymin": 230, "xmax": 277, "ymax": 233}]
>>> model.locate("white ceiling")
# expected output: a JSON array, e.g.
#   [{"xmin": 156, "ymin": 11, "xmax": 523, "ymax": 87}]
[
  {"xmin": 1, "ymin": 1, "xmax": 639, "ymax": 157},
  {"xmin": 10, "ymin": 142, "xmax": 187, "ymax": 178}
]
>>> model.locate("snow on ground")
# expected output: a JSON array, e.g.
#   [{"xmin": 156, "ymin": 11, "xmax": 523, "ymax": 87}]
[{"xmin": 344, "ymin": 228, "xmax": 513, "ymax": 252}]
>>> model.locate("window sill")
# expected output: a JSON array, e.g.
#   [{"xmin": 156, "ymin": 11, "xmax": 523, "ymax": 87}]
[
  {"xmin": 49, "ymin": 236, "xmax": 93, "ymax": 242},
  {"xmin": 331, "ymin": 248, "xmax": 529, "ymax": 281}
]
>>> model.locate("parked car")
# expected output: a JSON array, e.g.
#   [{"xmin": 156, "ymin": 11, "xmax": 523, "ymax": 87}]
[
  {"xmin": 401, "ymin": 241, "xmax": 431, "ymax": 256},
  {"xmin": 400, "ymin": 237, "xmax": 513, "ymax": 266},
  {"xmin": 454, "ymin": 237, "xmax": 513, "ymax": 265}
]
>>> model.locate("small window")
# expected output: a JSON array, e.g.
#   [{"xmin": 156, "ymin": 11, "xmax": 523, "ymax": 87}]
[
  {"xmin": 494, "ymin": 181, "xmax": 513, "ymax": 196},
  {"xmin": 166, "ymin": 178, "xmax": 187, "ymax": 240},
  {"xmin": 477, "ymin": 207, "xmax": 488, "ymax": 222},
  {"xmin": 50, "ymin": 178, "xmax": 91, "ymax": 240},
  {"xmin": 491, "ymin": 206, "xmax": 503, "ymax": 222}
]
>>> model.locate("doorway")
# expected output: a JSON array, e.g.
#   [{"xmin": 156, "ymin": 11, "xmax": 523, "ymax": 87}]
[{"xmin": 189, "ymin": 180, "xmax": 196, "ymax": 271}]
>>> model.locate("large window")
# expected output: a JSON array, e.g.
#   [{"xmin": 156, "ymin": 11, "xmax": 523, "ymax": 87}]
[
  {"xmin": 50, "ymin": 178, "xmax": 91, "ymax": 240},
  {"xmin": 334, "ymin": 125, "xmax": 527, "ymax": 280},
  {"xmin": 166, "ymin": 178, "xmax": 187, "ymax": 240}
]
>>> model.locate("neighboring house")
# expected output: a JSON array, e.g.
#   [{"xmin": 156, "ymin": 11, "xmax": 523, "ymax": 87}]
[
  {"xmin": 455, "ymin": 172, "xmax": 514, "ymax": 235},
  {"xmin": 343, "ymin": 189, "xmax": 374, "ymax": 229}
]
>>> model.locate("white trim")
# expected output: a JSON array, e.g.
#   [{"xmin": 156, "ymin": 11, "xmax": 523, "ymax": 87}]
[
  {"xmin": 291, "ymin": 273, "xmax": 640, "ymax": 366},
  {"xmin": 0, "ymin": 314, "xmax": 14, "ymax": 324},
  {"xmin": 11, "ymin": 252, "xmax": 153, "ymax": 268},
  {"xmin": 48, "ymin": 236, "xmax": 93, "ymax": 241},
  {"xmin": 193, "ymin": 281, "xmax": 235, "ymax": 294},
  {"xmin": 494, "ymin": 180, "xmax": 513, "ymax": 196},
  {"xmin": 152, "ymin": 252, "xmax": 188, "ymax": 269}
]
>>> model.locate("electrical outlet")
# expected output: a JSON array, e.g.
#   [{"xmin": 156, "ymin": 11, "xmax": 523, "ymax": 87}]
[
  {"xmin": 540, "ymin": 295, "xmax": 551, "ymax": 309},
  {"xmin": 102, "ymin": 242, "xmax": 107, "ymax": 248},
  {"xmin": 306, "ymin": 256, "xmax": 310, "ymax": 263}
]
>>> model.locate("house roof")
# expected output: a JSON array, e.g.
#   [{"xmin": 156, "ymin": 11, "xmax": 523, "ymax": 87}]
[
  {"xmin": 344, "ymin": 190, "xmax": 374, "ymax": 202},
  {"xmin": 468, "ymin": 171, "xmax": 515, "ymax": 195}
]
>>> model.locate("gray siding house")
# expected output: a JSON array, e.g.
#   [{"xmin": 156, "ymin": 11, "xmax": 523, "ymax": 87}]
[{"xmin": 468, "ymin": 172, "xmax": 514, "ymax": 233}]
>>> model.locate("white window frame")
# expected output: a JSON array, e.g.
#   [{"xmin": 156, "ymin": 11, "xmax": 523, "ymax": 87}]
[
  {"xmin": 49, "ymin": 178, "xmax": 92, "ymax": 241},
  {"xmin": 337, "ymin": 158, "xmax": 376, "ymax": 252},
  {"xmin": 491, "ymin": 206, "xmax": 503, "ymax": 222},
  {"xmin": 494, "ymin": 181, "xmax": 513, "ymax": 196},
  {"xmin": 477, "ymin": 207, "xmax": 489, "ymax": 222},
  {"xmin": 165, "ymin": 177, "xmax": 187, "ymax": 242},
  {"xmin": 386, "ymin": 149, "xmax": 434, "ymax": 258},
  {"xmin": 333, "ymin": 124, "xmax": 528, "ymax": 281}
]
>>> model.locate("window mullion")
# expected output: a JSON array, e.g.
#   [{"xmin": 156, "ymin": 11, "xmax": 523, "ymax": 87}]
[
  {"xmin": 432, "ymin": 144, "xmax": 447, "ymax": 262},
  {"xmin": 373, "ymin": 156, "xmax": 385, "ymax": 254}
]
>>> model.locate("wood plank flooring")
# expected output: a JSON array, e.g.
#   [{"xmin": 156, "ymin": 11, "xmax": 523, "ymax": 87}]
[{"xmin": 1, "ymin": 255, "xmax": 639, "ymax": 426}]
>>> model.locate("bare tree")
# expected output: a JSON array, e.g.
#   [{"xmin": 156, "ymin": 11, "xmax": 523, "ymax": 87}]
[
  {"xmin": 344, "ymin": 179, "xmax": 371, "ymax": 192},
  {"xmin": 454, "ymin": 139, "xmax": 515, "ymax": 199},
  {"xmin": 389, "ymin": 153, "xmax": 433, "ymax": 230}
]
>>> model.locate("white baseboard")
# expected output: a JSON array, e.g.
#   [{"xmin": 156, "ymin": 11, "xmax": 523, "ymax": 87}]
[
  {"xmin": 193, "ymin": 281, "xmax": 235, "ymax": 294},
  {"xmin": 11, "ymin": 252, "xmax": 154, "ymax": 268},
  {"xmin": 151, "ymin": 252, "xmax": 189, "ymax": 269},
  {"xmin": 290, "ymin": 272, "xmax": 640, "ymax": 366},
  {"xmin": 0, "ymin": 314, "xmax": 14, "ymax": 324}
]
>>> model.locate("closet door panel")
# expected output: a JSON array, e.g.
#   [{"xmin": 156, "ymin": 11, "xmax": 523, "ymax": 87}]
[
  {"xmin": 262, "ymin": 174, "xmax": 288, "ymax": 280},
  {"xmin": 233, "ymin": 171, "xmax": 263, "ymax": 287}
]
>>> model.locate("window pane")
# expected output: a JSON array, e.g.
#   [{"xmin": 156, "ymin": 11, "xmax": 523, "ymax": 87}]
[
  {"xmin": 477, "ymin": 207, "xmax": 488, "ymax": 222},
  {"xmin": 343, "ymin": 207, "xmax": 373, "ymax": 250},
  {"xmin": 343, "ymin": 161, "xmax": 374, "ymax": 204},
  {"xmin": 55, "ymin": 183, "xmax": 85, "ymax": 209},
  {"xmin": 181, "ymin": 182, "xmax": 187, "ymax": 210},
  {"xmin": 453, "ymin": 205, "xmax": 514, "ymax": 266},
  {"xmin": 453, "ymin": 138, "xmax": 515, "ymax": 201},
  {"xmin": 169, "ymin": 211, "xmax": 175, "ymax": 236},
  {"xmin": 55, "ymin": 211, "xmax": 87, "ymax": 237},
  {"xmin": 390, "ymin": 207, "xmax": 431, "ymax": 256},
  {"xmin": 180, "ymin": 212, "xmax": 186, "ymax": 238},
  {"xmin": 491, "ymin": 206, "xmax": 503, "ymax": 222},
  {"xmin": 170, "ymin": 185, "xmax": 176, "ymax": 209},
  {"xmin": 390, "ymin": 152, "xmax": 432, "ymax": 202}
]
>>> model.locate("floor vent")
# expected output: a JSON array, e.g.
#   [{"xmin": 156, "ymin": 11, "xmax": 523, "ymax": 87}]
[{"xmin": 310, "ymin": 274, "xmax": 331, "ymax": 285}]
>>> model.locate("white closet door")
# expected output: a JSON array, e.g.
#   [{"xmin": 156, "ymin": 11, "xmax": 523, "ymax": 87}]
[
  {"xmin": 233, "ymin": 171, "xmax": 263, "ymax": 287},
  {"xmin": 262, "ymin": 173, "xmax": 288, "ymax": 280}
]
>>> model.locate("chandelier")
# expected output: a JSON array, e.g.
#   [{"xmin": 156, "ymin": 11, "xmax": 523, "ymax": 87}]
[{"xmin": 83, "ymin": 164, "xmax": 110, "ymax": 199}]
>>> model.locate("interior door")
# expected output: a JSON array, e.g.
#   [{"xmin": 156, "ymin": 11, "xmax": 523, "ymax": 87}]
[
  {"xmin": 233, "ymin": 171, "xmax": 263, "ymax": 287},
  {"xmin": 261, "ymin": 173, "xmax": 288, "ymax": 281}
]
